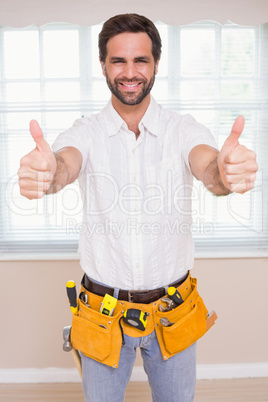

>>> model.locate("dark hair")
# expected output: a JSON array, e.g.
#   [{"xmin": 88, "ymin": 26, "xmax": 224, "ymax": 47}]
[{"xmin": 99, "ymin": 13, "xmax": 162, "ymax": 63}]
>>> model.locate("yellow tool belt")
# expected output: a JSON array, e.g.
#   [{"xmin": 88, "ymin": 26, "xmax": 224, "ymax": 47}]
[{"xmin": 70, "ymin": 273, "xmax": 217, "ymax": 368}]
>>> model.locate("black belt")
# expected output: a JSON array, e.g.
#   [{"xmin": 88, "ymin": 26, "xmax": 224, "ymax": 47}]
[{"xmin": 82, "ymin": 271, "xmax": 189, "ymax": 304}]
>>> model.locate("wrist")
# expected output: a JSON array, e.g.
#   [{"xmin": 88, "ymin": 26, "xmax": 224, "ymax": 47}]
[
  {"xmin": 46, "ymin": 153, "xmax": 69, "ymax": 194},
  {"xmin": 204, "ymin": 157, "xmax": 231, "ymax": 196}
]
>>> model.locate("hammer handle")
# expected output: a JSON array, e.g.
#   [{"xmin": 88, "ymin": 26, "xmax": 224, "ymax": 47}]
[{"xmin": 72, "ymin": 349, "xmax": 82, "ymax": 379}]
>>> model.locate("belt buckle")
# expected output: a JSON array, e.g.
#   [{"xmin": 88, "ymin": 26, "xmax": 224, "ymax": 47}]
[{"xmin": 128, "ymin": 289, "xmax": 150, "ymax": 303}]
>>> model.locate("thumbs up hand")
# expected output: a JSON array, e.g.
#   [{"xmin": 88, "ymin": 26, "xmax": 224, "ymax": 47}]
[
  {"xmin": 18, "ymin": 120, "xmax": 57, "ymax": 199},
  {"xmin": 217, "ymin": 116, "xmax": 258, "ymax": 194}
]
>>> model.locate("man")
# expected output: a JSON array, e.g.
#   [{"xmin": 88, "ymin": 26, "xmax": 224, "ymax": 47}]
[{"xmin": 18, "ymin": 14, "xmax": 257, "ymax": 402}]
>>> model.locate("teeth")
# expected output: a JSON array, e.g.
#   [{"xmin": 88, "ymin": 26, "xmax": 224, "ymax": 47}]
[{"xmin": 123, "ymin": 83, "xmax": 139, "ymax": 87}]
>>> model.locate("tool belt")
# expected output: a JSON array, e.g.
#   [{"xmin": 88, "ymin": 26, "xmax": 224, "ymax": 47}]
[{"xmin": 70, "ymin": 272, "xmax": 217, "ymax": 368}]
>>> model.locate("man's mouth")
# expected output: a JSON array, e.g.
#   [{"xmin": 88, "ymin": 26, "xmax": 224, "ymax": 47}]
[{"xmin": 119, "ymin": 82, "xmax": 142, "ymax": 90}]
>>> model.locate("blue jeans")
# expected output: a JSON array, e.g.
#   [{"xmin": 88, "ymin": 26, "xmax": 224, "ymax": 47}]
[{"xmin": 81, "ymin": 331, "xmax": 196, "ymax": 402}]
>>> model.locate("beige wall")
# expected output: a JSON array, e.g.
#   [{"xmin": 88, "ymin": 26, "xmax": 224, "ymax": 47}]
[{"xmin": 1, "ymin": 257, "xmax": 267, "ymax": 369}]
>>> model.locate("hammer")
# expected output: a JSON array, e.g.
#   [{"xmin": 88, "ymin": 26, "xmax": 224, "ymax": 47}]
[{"xmin": 63, "ymin": 325, "xmax": 82, "ymax": 379}]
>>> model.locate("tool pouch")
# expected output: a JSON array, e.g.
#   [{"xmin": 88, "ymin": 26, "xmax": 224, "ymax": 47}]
[
  {"xmin": 154, "ymin": 277, "xmax": 217, "ymax": 360},
  {"xmin": 70, "ymin": 275, "xmax": 216, "ymax": 367},
  {"xmin": 70, "ymin": 286, "xmax": 123, "ymax": 368}
]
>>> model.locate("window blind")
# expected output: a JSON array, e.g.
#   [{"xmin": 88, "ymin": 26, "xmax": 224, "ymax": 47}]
[{"xmin": 0, "ymin": 21, "xmax": 267, "ymax": 257}]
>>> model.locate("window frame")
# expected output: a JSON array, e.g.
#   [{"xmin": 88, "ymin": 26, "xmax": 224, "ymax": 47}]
[{"xmin": 0, "ymin": 21, "xmax": 267, "ymax": 260}]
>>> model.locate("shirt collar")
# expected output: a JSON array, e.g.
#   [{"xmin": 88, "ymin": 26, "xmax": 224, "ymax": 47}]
[
  {"xmin": 139, "ymin": 96, "xmax": 159, "ymax": 137},
  {"xmin": 103, "ymin": 96, "xmax": 160, "ymax": 137}
]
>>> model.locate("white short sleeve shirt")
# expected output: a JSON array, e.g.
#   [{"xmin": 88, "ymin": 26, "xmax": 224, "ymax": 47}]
[{"xmin": 52, "ymin": 97, "xmax": 217, "ymax": 290}]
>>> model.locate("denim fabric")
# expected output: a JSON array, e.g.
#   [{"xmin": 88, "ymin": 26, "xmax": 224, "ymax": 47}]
[{"xmin": 81, "ymin": 331, "xmax": 196, "ymax": 402}]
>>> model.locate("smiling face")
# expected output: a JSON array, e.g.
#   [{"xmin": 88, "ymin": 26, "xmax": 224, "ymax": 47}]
[{"xmin": 101, "ymin": 32, "xmax": 159, "ymax": 107}]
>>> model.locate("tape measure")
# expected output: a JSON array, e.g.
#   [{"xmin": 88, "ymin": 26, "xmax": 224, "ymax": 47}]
[{"xmin": 123, "ymin": 309, "xmax": 148, "ymax": 331}]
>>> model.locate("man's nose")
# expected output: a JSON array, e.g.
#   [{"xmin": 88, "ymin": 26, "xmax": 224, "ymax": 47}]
[{"xmin": 123, "ymin": 61, "xmax": 137, "ymax": 79}]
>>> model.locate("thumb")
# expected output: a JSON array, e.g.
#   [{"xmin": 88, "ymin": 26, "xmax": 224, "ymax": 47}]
[
  {"xmin": 29, "ymin": 120, "xmax": 51, "ymax": 152},
  {"xmin": 224, "ymin": 115, "xmax": 245, "ymax": 149}
]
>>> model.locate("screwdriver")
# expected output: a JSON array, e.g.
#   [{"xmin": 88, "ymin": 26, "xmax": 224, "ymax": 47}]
[
  {"xmin": 167, "ymin": 286, "xmax": 184, "ymax": 306},
  {"xmin": 66, "ymin": 280, "xmax": 78, "ymax": 313}
]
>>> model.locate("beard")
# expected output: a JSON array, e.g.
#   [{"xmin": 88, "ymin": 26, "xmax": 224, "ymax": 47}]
[{"xmin": 105, "ymin": 72, "xmax": 156, "ymax": 106}]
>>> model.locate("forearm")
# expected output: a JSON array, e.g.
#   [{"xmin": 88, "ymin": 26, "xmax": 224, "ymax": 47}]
[{"xmin": 189, "ymin": 145, "xmax": 230, "ymax": 196}]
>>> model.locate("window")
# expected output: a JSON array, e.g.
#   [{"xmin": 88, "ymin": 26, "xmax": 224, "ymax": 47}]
[{"xmin": 0, "ymin": 22, "xmax": 267, "ymax": 257}]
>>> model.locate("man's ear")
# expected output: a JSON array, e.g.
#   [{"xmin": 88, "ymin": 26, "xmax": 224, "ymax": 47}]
[
  {"xmin": 154, "ymin": 57, "xmax": 160, "ymax": 75},
  {"xmin": 100, "ymin": 57, "xmax": 106, "ymax": 77}
]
